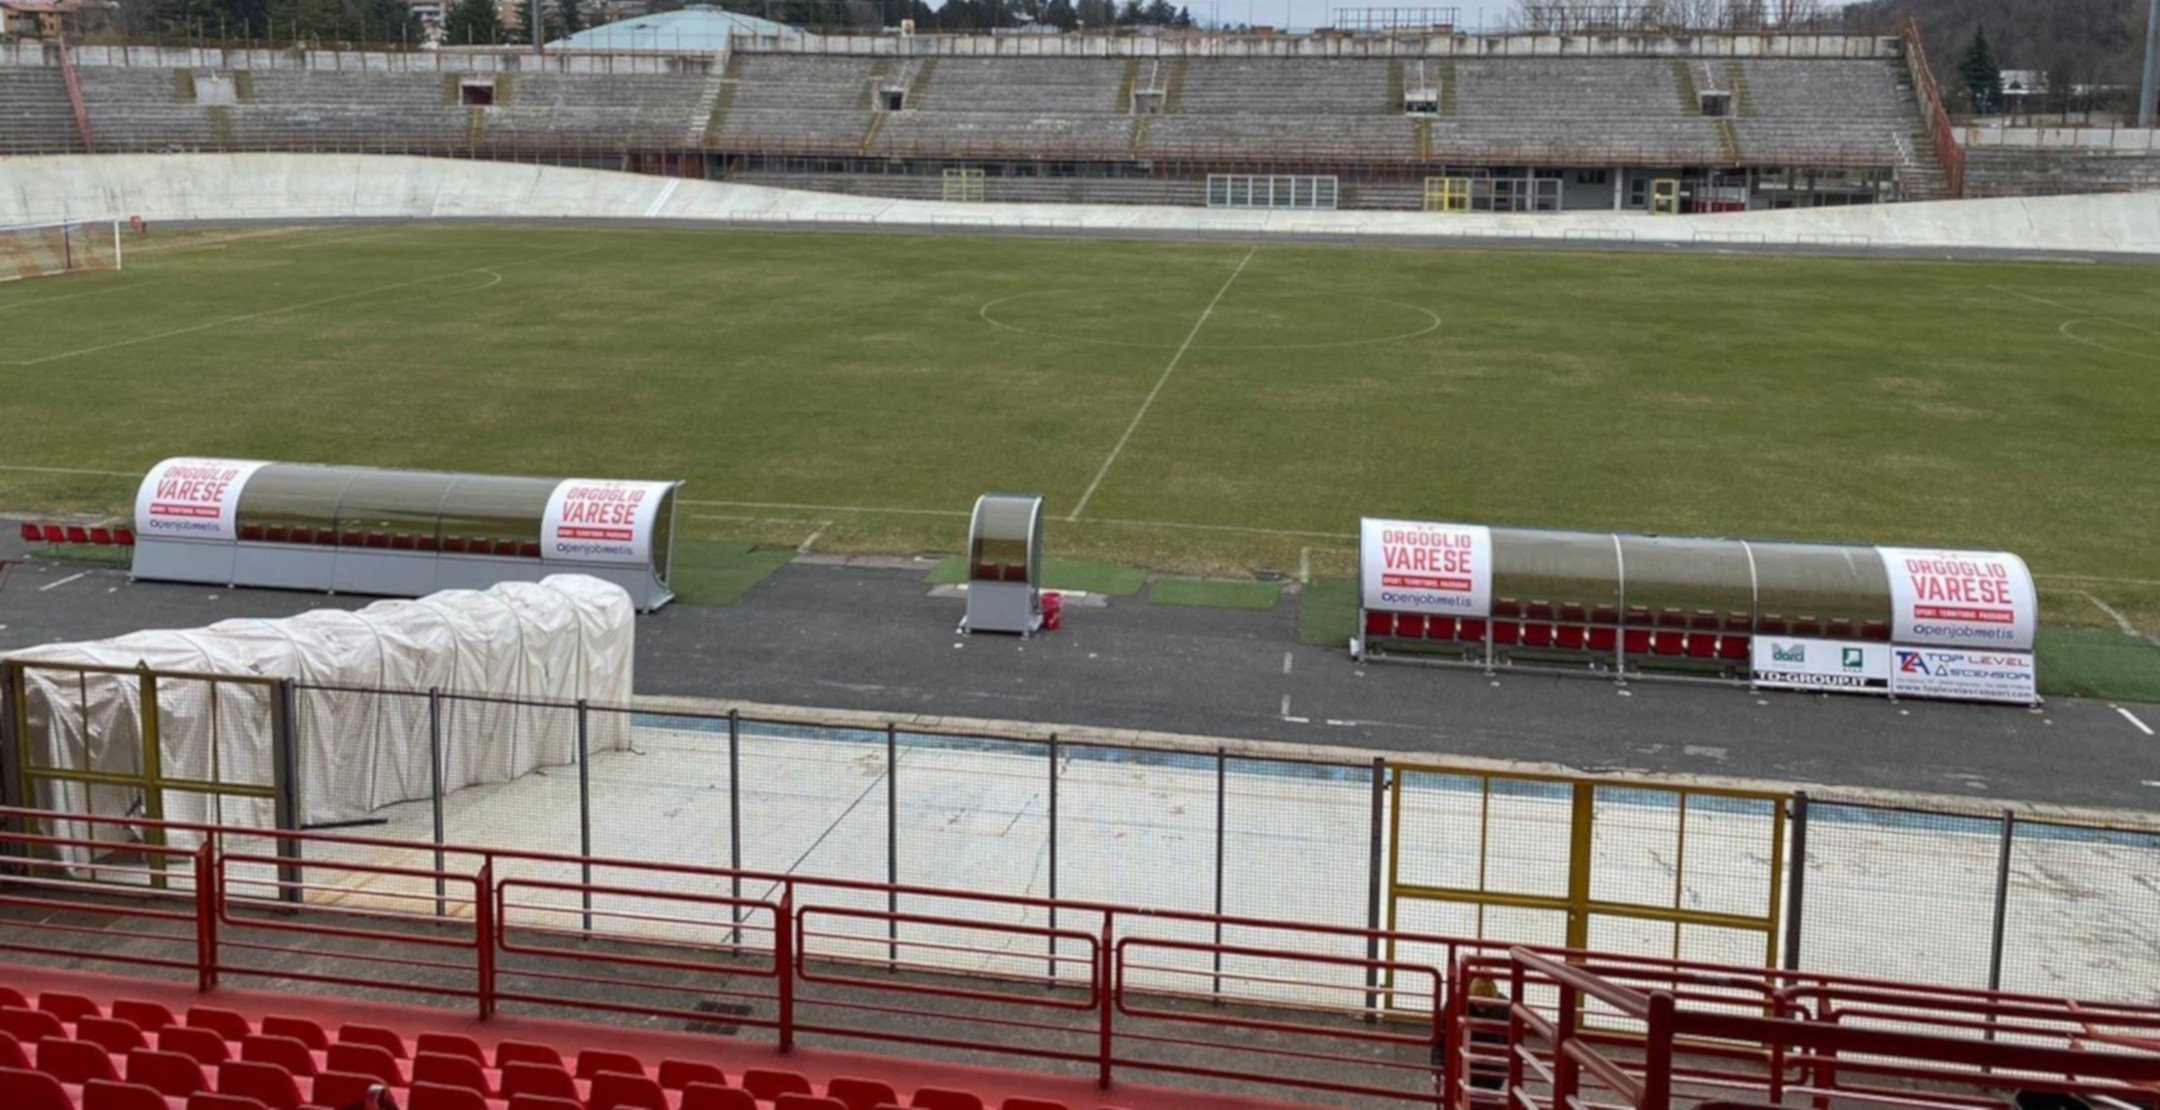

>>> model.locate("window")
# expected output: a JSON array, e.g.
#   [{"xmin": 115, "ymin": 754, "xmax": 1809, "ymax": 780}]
[
  {"xmin": 1700, "ymin": 91, "xmax": 1732, "ymax": 117},
  {"xmin": 1132, "ymin": 91, "xmax": 1163, "ymax": 116},
  {"xmin": 1402, "ymin": 94, "xmax": 1438, "ymax": 115},
  {"xmin": 879, "ymin": 88, "xmax": 905, "ymax": 112},
  {"xmin": 1628, "ymin": 176, "xmax": 1649, "ymax": 208},
  {"xmin": 1574, "ymin": 169, "xmax": 1610, "ymax": 186},
  {"xmin": 459, "ymin": 81, "xmax": 494, "ymax": 107}
]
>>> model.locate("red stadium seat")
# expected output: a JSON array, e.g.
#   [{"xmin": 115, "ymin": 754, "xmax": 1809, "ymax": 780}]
[
  {"xmin": 1587, "ymin": 626, "xmax": 1618, "ymax": 653},
  {"xmin": 1861, "ymin": 620, "xmax": 1890, "ymax": 641},
  {"xmin": 240, "ymin": 525, "xmax": 265, "ymax": 542},
  {"xmin": 41, "ymin": 524, "xmax": 65, "ymax": 543},
  {"xmin": 413, "ymin": 1051, "xmax": 494, "ymax": 1097},
  {"xmin": 33, "ymin": 992, "xmax": 96, "ymax": 1024},
  {"xmin": 364, "ymin": 532, "xmax": 390, "ymax": 549},
  {"xmin": 18, "ymin": 523, "xmax": 37, "ymax": 543},
  {"xmin": 307, "ymin": 1071, "xmax": 379, "ymax": 1110},
  {"xmin": 1001, "ymin": 1101, "xmax": 1072, "ymax": 1110},
  {"xmin": 443, "ymin": 536, "xmax": 470, "ymax": 554},
  {"xmin": 188, "ymin": 1095, "xmax": 269, "ymax": 1110},
  {"xmin": 500, "ymin": 1062, "xmax": 581, "ymax": 1104},
  {"xmin": 336, "ymin": 1025, "xmax": 407, "ymax": 1059},
  {"xmin": 1521, "ymin": 623, "xmax": 1553, "ymax": 649},
  {"xmin": 775, "ymin": 1097, "xmax": 846, "ymax": 1110},
  {"xmin": 1719, "ymin": 635, "xmax": 1750, "ymax": 662},
  {"xmin": 1525, "ymin": 601, "xmax": 1554, "ymax": 621},
  {"xmin": 1491, "ymin": 598, "xmax": 1521, "ymax": 618},
  {"xmin": 218, "ymin": 1060, "xmax": 302, "ymax": 1110},
  {"xmin": 742, "ymin": 1069, "xmax": 815, "ymax": 1101},
  {"xmin": 414, "ymin": 1034, "xmax": 485, "ymax": 1066},
  {"xmin": 1424, "ymin": 616, "xmax": 1457, "ymax": 641},
  {"xmin": 111, "ymin": 528, "xmax": 133, "ymax": 547},
  {"xmin": 1686, "ymin": 633, "xmax": 1718, "ymax": 659},
  {"xmin": 90, "ymin": 527, "xmax": 114, "ymax": 545},
  {"xmin": 493, "ymin": 540, "xmax": 521, "ymax": 557},
  {"xmin": 1724, "ymin": 611, "xmax": 1752, "ymax": 632},
  {"xmin": 1555, "ymin": 625, "xmax": 1586, "ymax": 651},
  {"xmin": 680, "ymin": 1084, "xmax": 757, "ymax": 1110},
  {"xmin": 826, "ymin": 1078, "xmax": 899, "ymax": 1110},
  {"xmin": 83, "ymin": 1079, "xmax": 169, "ymax": 1110},
  {"xmin": 1392, "ymin": 613, "xmax": 1424, "ymax": 638},
  {"xmin": 495, "ymin": 1043, "xmax": 565, "ymax": 1070},
  {"xmin": 1363, "ymin": 611, "xmax": 1390, "ymax": 638},
  {"xmin": 415, "ymin": 535, "xmax": 440, "ymax": 552},
  {"xmin": 159, "ymin": 1027, "xmax": 231, "ymax": 1065},
  {"xmin": 1757, "ymin": 616, "xmax": 1788, "ymax": 635},
  {"xmin": 1490, "ymin": 621, "xmax": 1519, "ymax": 647},
  {"xmin": 257, "ymin": 1018, "xmax": 325, "ymax": 1054},
  {"xmin": 40, "ymin": 1035, "xmax": 121, "ymax": 1083},
  {"xmin": 325, "ymin": 1042, "xmax": 404, "ymax": 1087},
  {"xmin": 1792, "ymin": 618, "xmax": 1823, "ymax": 637},
  {"xmin": 262, "ymin": 526, "xmax": 289, "ymax": 544},
  {"xmin": 390, "ymin": 534, "xmax": 417, "ymax": 550},
  {"xmin": 1623, "ymin": 629, "xmax": 1652, "ymax": 656},
  {"xmin": 0, "ymin": 1029, "xmax": 26, "ymax": 1070},
  {"xmin": 1, "ymin": 1066, "xmax": 74, "ymax": 1110},
  {"xmin": 66, "ymin": 525, "xmax": 89, "ymax": 544},
  {"xmin": 575, "ymin": 1049, "xmax": 645, "ymax": 1079},
  {"xmin": 911, "ymin": 1089, "xmax": 987, "ymax": 1110},
  {"xmin": 109, "ymin": 1002, "xmax": 172, "ymax": 1036},
  {"xmin": 656, "ymin": 1059, "xmax": 726, "ymax": 1090},
  {"xmin": 589, "ymin": 1071, "xmax": 669, "ymax": 1110},
  {"xmin": 186, "ymin": 1007, "xmax": 252, "ymax": 1043},
  {"xmin": 1000, "ymin": 564, "xmax": 1026, "ymax": 583},
  {"xmin": 1559, "ymin": 603, "xmax": 1588, "ymax": 624},
  {"xmin": 1653, "ymin": 631, "xmax": 1686, "ymax": 656},
  {"xmin": 410, "ymin": 1083, "xmax": 492, "ymax": 1110},
  {"xmin": 74, "ymin": 1017, "xmax": 146, "ymax": 1056},
  {"xmin": 1, "ymin": 1006, "xmax": 68, "ymax": 1043},
  {"xmin": 310, "ymin": 530, "xmax": 335, "ymax": 547},
  {"xmin": 240, "ymin": 1035, "xmax": 316, "ymax": 1078},
  {"xmin": 518, "ymin": 542, "xmax": 542, "ymax": 559},
  {"xmin": 127, "ymin": 1049, "xmax": 210, "ymax": 1097},
  {"xmin": 1458, "ymin": 618, "xmax": 1487, "ymax": 642}
]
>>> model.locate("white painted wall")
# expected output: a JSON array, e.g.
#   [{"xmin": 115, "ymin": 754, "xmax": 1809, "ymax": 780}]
[{"xmin": 4, "ymin": 152, "xmax": 2155, "ymax": 255}]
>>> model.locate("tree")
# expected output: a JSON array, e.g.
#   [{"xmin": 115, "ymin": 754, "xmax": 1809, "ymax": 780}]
[
  {"xmin": 554, "ymin": 0, "xmax": 584, "ymax": 35},
  {"xmin": 442, "ymin": 0, "xmax": 503, "ymax": 44},
  {"xmin": 1957, "ymin": 25, "xmax": 2004, "ymax": 115}
]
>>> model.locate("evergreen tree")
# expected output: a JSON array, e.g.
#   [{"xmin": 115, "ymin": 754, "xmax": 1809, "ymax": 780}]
[
  {"xmin": 442, "ymin": 0, "xmax": 503, "ymax": 43},
  {"xmin": 1957, "ymin": 25, "xmax": 2004, "ymax": 115},
  {"xmin": 554, "ymin": 0, "xmax": 583, "ymax": 35},
  {"xmin": 501, "ymin": 0, "xmax": 528, "ymax": 42},
  {"xmin": 148, "ymin": 0, "xmax": 226, "ymax": 36},
  {"xmin": 1040, "ymin": 0, "xmax": 1074, "ymax": 28}
]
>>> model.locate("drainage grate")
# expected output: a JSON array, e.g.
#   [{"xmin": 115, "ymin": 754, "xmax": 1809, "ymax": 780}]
[{"xmin": 685, "ymin": 999, "xmax": 753, "ymax": 1036}]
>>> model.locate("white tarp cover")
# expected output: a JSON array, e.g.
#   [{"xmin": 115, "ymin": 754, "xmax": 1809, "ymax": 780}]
[{"xmin": 6, "ymin": 575, "xmax": 634, "ymax": 850}]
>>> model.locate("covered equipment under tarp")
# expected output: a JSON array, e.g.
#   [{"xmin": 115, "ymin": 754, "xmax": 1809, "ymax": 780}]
[{"xmin": 6, "ymin": 574, "xmax": 635, "ymax": 848}]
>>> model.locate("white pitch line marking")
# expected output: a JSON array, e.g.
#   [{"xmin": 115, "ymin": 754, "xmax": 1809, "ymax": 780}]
[
  {"xmin": 0, "ymin": 463, "xmax": 139, "ymax": 477},
  {"xmin": 1282, "ymin": 715, "xmax": 1311, "ymax": 724},
  {"xmin": 1298, "ymin": 547, "xmax": 1311, "ymax": 584},
  {"xmin": 1282, "ymin": 651, "xmax": 1294, "ymax": 675},
  {"xmin": 1279, "ymin": 694, "xmax": 1292, "ymax": 717},
  {"xmin": 2080, "ymin": 591, "xmax": 2158, "ymax": 647},
  {"xmin": 39, "ymin": 572, "xmax": 87, "ymax": 592},
  {"xmin": 796, "ymin": 522, "xmax": 830, "ymax": 555},
  {"xmin": 1, "ymin": 247, "xmax": 590, "ymax": 367},
  {"xmin": 2116, "ymin": 707, "xmax": 2155, "ymax": 737},
  {"xmin": 680, "ymin": 498, "xmax": 969, "ymax": 518},
  {"xmin": 1069, "ymin": 245, "xmax": 1258, "ymax": 521}
]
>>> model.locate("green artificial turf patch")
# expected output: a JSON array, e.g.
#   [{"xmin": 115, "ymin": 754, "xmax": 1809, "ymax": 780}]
[
  {"xmin": 667, "ymin": 540, "xmax": 794, "ymax": 606},
  {"xmin": 1299, "ymin": 577, "xmax": 1359, "ymax": 648},
  {"xmin": 1147, "ymin": 577, "xmax": 1283, "ymax": 610},
  {"xmin": 2035, "ymin": 627, "xmax": 2160, "ymax": 703},
  {"xmin": 923, "ymin": 556, "xmax": 1147, "ymax": 596}
]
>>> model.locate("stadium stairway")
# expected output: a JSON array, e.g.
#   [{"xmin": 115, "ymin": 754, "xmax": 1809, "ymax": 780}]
[{"xmin": 0, "ymin": 965, "xmax": 1312, "ymax": 1110}]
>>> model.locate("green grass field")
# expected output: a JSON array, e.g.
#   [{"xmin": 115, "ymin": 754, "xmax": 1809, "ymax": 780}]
[{"xmin": 4, "ymin": 223, "xmax": 2157, "ymax": 694}]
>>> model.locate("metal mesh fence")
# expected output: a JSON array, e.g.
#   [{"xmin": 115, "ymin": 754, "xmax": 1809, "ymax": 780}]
[
  {"xmin": 1998, "ymin": 818, "xmax": 2160, "ymax": 1005},
  {"xmin": 1220, "ymin": 756, "xmax": 1377, "ymax": 1007},
  {"xmin": 1797, "ymin": 801, "xmax": 2002, "ymax": 989},
  {"xmin": 737, "ymin": 717, "xmax": 891, "ymax": 964},
  {"xmin": 1057, "ymin": 744, "xmax": 1218, "ymax": 993}
]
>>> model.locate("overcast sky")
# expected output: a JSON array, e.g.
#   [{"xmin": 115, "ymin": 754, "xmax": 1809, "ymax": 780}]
[{"xmin": 1195, "ymin": 0, "xmax": 1859, "ymax": 32}]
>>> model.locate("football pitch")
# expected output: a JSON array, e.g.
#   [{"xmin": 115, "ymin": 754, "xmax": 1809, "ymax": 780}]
[{"xmin": 3, "ymin": 223, "xmax": 2157, "ymax": 694}]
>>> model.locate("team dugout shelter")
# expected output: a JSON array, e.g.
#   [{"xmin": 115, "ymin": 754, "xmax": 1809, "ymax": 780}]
[
  {"xmin": 1356, "ymin": 519, "xmax": 2039, "ymax": 705},
  {"xmin": 131, "ymin": 458, "xmax": 682, "ymax": 610}
]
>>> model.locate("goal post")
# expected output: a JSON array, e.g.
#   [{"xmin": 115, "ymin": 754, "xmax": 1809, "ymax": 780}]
[{"xmin": 0, "ymin": 219, "xmax": 125, "ymax": 283}]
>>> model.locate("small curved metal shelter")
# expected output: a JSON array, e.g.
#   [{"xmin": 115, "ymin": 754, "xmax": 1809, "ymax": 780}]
[
  {"xmin": 961, "ymin": 493, "xmax": 1045, "ymax": 636},
  {"xmin": 131, "ymin": 458, "xmax": 681, "ymax": 610},
  {"xmin": 1357, "ymin": 518, "xmax": 2037, "ymax": 704}
]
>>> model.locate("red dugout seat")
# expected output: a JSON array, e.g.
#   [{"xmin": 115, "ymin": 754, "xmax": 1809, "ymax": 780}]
[
  {"xmin": 1424, "ymin": 616, "xmax": 1457, "ymax": 641},
  {"xmin": 40, "ymin": 524, "xmax": 65, "ymax": 543},
  {"xmin": 1490, "ymin": 621, "xmax": 1520, "ymax": 647},
  {"xmin": 18, "ymin": 522, "xmax": 37, "ymax": 542},
  {"xmin": 1459, "ymin": 618, "xmax": 1487, "ymax": 642},
  {"xmin": 1392, "ymin": 613, "xmax": 1424, "ymax": 638},
  {"xmin": 65, "ymin": 525, "xmax": 89, "ymax": 544},
  {"xmin": 1363, "ymin": 610, "xmax": 1390, "ymax": 638},
  {"xmin": 1719, "ymin": 635, "xmax": 1750, "ymax": 662}
]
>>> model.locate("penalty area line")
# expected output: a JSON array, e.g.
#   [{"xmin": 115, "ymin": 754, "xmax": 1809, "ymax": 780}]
[{"xmin": 1068, "ymin": 245, "xmax": 1258, "ymax": 522}]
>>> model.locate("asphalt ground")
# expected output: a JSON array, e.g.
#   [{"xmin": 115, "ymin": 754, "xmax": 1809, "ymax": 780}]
[{"xmin": 3, "ymin": 542, "xmax": 2156, "ymax": 814}]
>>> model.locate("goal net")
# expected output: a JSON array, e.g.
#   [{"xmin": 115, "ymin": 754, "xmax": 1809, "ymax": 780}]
[{"xmin": 0, "ymin": 219, "xmax": 124, "ymax": 283}]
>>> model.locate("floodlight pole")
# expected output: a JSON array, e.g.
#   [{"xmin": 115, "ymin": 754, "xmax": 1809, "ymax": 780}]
[
  {"xmin": 533, "ymin": 0, "xmax": 544, "ymax": 54},
  {"xmin": 2141, "ymin": 0, "xmax": 2159, "ymax": 129}
]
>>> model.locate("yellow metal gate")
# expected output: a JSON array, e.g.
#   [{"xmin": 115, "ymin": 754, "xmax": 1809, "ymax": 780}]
[
  {"xmin": 1423, "ymin": 176, "xmax": 1471, "ymax": 213},
  {"xmin": 1384, "ymin": 764, "xmax": 1784, "ymax": 986},
  {"xmin": 942, "ymin": 168, "xmax": 986, "ymax": 203}
]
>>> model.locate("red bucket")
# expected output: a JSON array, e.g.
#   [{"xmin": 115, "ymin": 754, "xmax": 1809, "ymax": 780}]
[{"xmin": 1041, "ymin": 591, "xmax": 1063, "ymax": 632}]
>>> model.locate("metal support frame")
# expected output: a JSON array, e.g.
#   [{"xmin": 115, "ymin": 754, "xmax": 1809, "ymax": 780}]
[
  {"xmin": 1783, "ymin": 790, "xmax": 1808, "ymax": 971},
  {"xmin": 1987, "ymin": 809, "xmax": 2015, "ymax": 992},
  {"xmin": 886, "ymin": 722, "xmax": 899, "ymax": 970},
  {"xmin": 272, "ymin": 678, "xmax": 301, "ymax": 905},
  {"xmin": 429, "ymin": 688, "xmax": 446, "ymax": 917},
  {"xmin": 729, "ymin": 709, "xmax": 743, "ymax": 945},
  {"xmin": 577, "ymin": 698, "xmax": 592, "ymax": 934}
]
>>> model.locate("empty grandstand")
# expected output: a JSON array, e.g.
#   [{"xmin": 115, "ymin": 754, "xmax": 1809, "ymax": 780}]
[{"xmin": 0, "ymin": 27, "xmax": 1956, "ymax": 211}]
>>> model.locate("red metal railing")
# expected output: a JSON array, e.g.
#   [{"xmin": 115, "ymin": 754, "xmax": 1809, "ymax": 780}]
[
  {"xmin": 4, "ymin": 806, "xmax": 2158, "ymax": 1109},
  {"xmin": 53, "ymin": 34, "xmax": 98, "ymax": 154},
  {"xmin": 1900, "ymin": 16, "xmax": 1964, "ymax": 198}
]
